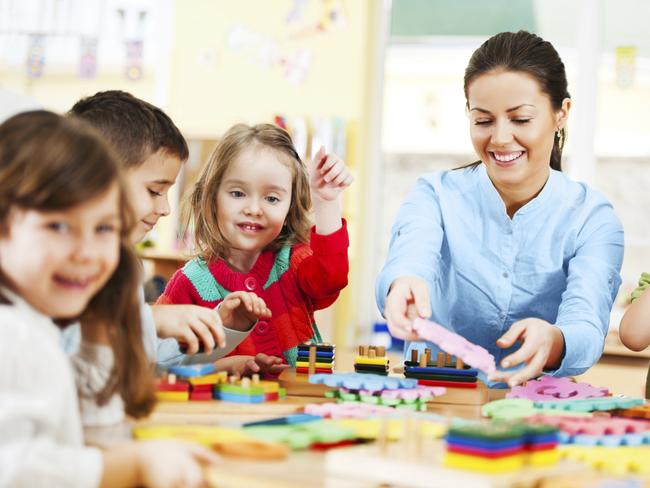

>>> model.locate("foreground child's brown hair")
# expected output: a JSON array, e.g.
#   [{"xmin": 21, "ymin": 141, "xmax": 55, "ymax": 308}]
[
  {"xmin": 0, "ymin": 110, "xmax": 156, "ymax": 417},
  {"xmin": 188, "ymin": 123, "xmax": 312, "ymax": 260}
]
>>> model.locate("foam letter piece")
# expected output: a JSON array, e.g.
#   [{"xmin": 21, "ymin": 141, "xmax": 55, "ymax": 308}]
[
  {"xmin": 412, "ymin": 318, "xmax": 496, "ymax": 374},
  {"xmin": 309, "ymin": 372, "xmax": 417, "ymax": 391},
  {"xmin": 506, "ymin": 375, "xmax": 609, "ymax": 401}
]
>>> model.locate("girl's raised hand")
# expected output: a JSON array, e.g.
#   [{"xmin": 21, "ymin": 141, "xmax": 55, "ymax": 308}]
[
  {"xmin": 152, "ymin": 304, "xmax": 226, "ymax": 355},
  {"xmin": 309, "ymin": 147, "xmax": 354, "ymax": 202},
  {"xmin": 217, "ymin": 291, "xmax": 272, "ymax": 331}
]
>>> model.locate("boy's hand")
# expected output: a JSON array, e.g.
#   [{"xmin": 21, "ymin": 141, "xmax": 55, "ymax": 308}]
[
  {"xmin": 218, "ymin": 291, "xmax": 271, "ymax": 332},
  {"xmin": 224, "ymin": 353, "xmax": 289, "ymax": 377},
  {"xmin": 309, "ymin": 146, "xmax": 354, "ymax": 202},
  {"xmin": 151, "ymin": 304, "xmax": 226, "ymax": 355}
]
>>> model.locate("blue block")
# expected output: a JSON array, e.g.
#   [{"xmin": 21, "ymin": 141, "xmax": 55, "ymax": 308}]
[
  {"xmin": 168, "ymin": 363, "xmax": 216, "ymax": 377},
  {"xmin": 404, "ymin": 366, "xmax": 478, "ymax": 377},
  {"xmin": 445, "ymin": 435, "xmax": 523, "ymax": 451},
  {"xmin": 218, "ymin": 391, "xmax": 265, "ymax": 403},
  {"xmin": 243, "ymin": 414, "xmax": 322, "ymax": 427},
  {"xmin": 297, "ymin": 350, "xmax": 335, "ymax": 359}
]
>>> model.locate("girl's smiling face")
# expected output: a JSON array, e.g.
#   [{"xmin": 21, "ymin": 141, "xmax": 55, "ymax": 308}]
[
  {"xmin": 216, "ymin": 145, "xmax": 293, "ymax": 272},
  {"xmin": 467, "ymin": 69, "xmax": 569, "ymax": 195},
  {"xmin": 0, "ymin": 183, "xmax": 121, "ymax": 319}
]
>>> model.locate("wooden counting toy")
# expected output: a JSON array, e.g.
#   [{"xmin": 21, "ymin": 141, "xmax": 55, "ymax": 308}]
[
  {"xmin": 214, "ymin": 373, "xmax": 286, "ymax": 403},
  {"xmin": 296, "ymin": 342, "xmax": 335, "ymax": 375},
  {"xmin": 405, "ymin": 348, "xmax": 479, "ymax": 389},
  {"xmin": 413, "ymin": 318, "xmax": 496, "ymax": 375},
  {"xmin": 354, "ymin": 345, "xmax": 389, "ymax": 375},
  {"xmin": 157, "ymin": 364, "xmax": 228, "ymax": 402}
]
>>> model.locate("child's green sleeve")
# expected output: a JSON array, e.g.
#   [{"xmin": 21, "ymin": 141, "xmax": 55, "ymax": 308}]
[{"xmin": 630, "ymin": 272, "xmax": 650, "ymax": 303}]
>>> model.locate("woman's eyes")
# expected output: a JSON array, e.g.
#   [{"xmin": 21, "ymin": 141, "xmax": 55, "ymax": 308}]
[{"xmin": 473, "ymin": 118, "xmax": 531, "ymax": 125}]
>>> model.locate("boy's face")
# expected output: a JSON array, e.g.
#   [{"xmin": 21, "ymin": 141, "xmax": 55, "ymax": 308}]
[
  {"xmin": 126, "ymin": 150, "xmax": 183, "ymax": 243},
  {"xmin": 0, "ymin": 184, "xmax": 121, "ymax": 319}
]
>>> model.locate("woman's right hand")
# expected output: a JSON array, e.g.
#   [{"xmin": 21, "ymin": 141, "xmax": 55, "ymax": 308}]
[
  {"xmin": 137, "ymin": 440, "xmax": 219, "ymax": 488},
  {"xmin": 384, "ymin": 276, "xmax": 432, "ymax": 341}
]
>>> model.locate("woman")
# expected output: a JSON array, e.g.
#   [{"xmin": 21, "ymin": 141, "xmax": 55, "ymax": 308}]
[{"xmin": 376, "ymin": 31, "xmax": 624, "ymax": 387}]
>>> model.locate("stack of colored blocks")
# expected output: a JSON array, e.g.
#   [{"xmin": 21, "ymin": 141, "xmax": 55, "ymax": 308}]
[
  {"xmin": 215, "ymin": 375, "xmax": 286, "ymax": 403},
  {"xmin": 444, "ymin": 422, "xmax": 560, "ymax": 473},
  {"xmin": 156, "ymin": 363, "xmax": 227, "ymax": 402},
  {"xmin": 296, "ymin": 342, "xmax": 335, "ymax": 374},
  {"xmin": 354, "ymin": 345, "xmax": 389, "ymax": 376},
  {"xmin": 404, "ymin": 349, "xmax": 478, "ymax": 389}
]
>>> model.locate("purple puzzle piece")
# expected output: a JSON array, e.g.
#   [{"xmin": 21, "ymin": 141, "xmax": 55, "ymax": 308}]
[
  {"xmin": 506, "ymin": 375, "xmax": 610, "ymax": 401},
  {"xmin": 412, "ymin": 318, "xmax": 496, "ymax": 375}
]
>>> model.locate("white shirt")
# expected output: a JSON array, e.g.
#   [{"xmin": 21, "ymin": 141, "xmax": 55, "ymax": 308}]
[{"xmin": 0, "ymin": 290, "xmax": 103, "ymax": 488}]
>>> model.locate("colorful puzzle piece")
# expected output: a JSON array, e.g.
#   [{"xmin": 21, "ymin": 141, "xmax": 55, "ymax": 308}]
[
  {"xmin": 412, "ymin": 318, "xmax": 496, "ymax": 374},
  {"xmin": 167, "ymin": 363, "xmax": 216, "ymax": 377},
  {"xmin": 560, "ymin": 446, "xmax": 650, "ymax": 475},
  {"xmin": 309, "ymin": 372, "xmax": 417, "ymax": 391},
  {"xmin": 534, "ymin": 395, "xmax": 645, "ymax": 413},
  {"xmin": 297, "ymin": 342, "xmax": 335, "ymax": 375},
  {"xmin": 305, "ymin": 402, "xmax": 397, "ymax": 418},
  {"xmin": 506, "ymin": 375, "xmax": 609, "ymax": 401},
  {"xmin": 244, "ymin": 420, "xmax": 356, "ymax": 450}
]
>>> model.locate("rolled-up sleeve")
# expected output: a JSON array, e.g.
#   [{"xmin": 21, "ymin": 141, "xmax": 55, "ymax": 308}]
[
  {"xmin": 552, "ymin": 200, "xmax": 624, "ymax": 377},
  {"xmin": 375, "ymin": 176, "xmax": 445, "ymax": 315}
]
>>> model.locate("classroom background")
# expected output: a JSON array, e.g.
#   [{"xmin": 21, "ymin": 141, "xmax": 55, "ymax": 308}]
[{"xmin": 1, "ymin": 0, "xmax": 649, "ymax": 396}]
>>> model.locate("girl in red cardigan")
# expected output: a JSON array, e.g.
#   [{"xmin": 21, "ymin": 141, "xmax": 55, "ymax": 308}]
[{"xmin": 158, "ymin": 123, "xmax": 353, "ymax": 376}]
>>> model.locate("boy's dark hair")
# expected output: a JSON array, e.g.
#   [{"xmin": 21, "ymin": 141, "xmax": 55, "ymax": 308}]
[{"xmin": 68, "ymin": 90, "xmax": 189, "ymax": 168}]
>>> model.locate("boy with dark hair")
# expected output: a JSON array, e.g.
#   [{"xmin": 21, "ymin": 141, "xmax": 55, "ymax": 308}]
[{"xmin": 64, "ymin": 91, "xmax": 266, "ymax": 426}]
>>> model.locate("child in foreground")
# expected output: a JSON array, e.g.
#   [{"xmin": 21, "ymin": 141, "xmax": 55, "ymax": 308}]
[
  {"xmin": 0, "ymin": 111, "xmax": 216, "ymax": 487},
  {"xmin": 158, "ymin": 123, "xmax": 353, "ymax": 373}
]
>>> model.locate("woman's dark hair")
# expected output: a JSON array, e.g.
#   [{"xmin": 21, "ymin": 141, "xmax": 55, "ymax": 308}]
[
  {"xmin": 463, "ymin": 30, "xmax": 570, "ymax": 171},
  {"xmin": 0, "ymin": 110, "xmax": 156, "ymax": 417}
]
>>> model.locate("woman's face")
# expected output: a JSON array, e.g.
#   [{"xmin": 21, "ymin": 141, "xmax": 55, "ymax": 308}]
[{"xmin": 467, "ymin": 69, "xmax": 569, "ymax": 192}]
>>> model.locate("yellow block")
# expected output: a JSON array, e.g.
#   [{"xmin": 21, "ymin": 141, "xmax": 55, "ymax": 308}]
[
  {"xmin": 134, "ymin": 425, "xmax": 254, "ymax": 445},
  {"xmin": 188, "ymin": 372, "xmax": 228, "ymax": 386},
  {"xmin": 560, "ymin": 446, "xmax": 650, "ymax": 475},
  {"xmin": 336, "ymin": 419, "xmax": 447, "ymax": 441},
  {"xmin": 444, "ymin": 452, "xmax": 524, "ymax": 473},
  {"xmin": 295, "ymin": 361, "xmax": 333, "ymax": 369},
  {"xmin": 156, "ymin": 391, "xmax": 189, "ymax": 402},
  {"xmin": 354, "ymin": 356, "xmax": 389, "ymax": 366},
  {"xmin": 526, "ymin": 449, "xmax": 560, "ymax": 466}
]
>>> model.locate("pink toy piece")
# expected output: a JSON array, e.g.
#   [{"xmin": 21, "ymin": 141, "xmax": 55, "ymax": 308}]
[
  {"xmin": 506, "ymin": 375, "xmax": 609, "ymax": 401},
  {"xmin": 412, "ymin": 318, "xmax": 496, "ymax": 374},
  {"xmin": 304, "ymin": 402, "xmax": 395, "ymax": 419},
  {"xmin": 363, "ymin": 386, "xmax": 446, "ymax": 400},
  {"xmin": 526, "ymin": 414, "xmax": 650, "ymax": 436}
]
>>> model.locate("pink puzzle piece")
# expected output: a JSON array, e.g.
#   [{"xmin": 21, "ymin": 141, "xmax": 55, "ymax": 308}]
[
  {"xmin": 506, "ymin": 375, "xmax": 609, "ymax": 401},
  {"xmin": 412, "ymin": 318, "xmax": 496, "ymax": 375},
  {"xmin": 304, "ymin": 402, "xmax": 396, "ymax": 419},
  {"xmin": 527, "ymin": 414, "xmax": 650, "ymax": 436},
  {"xmin": 357, "ymin": 386, "xmax": 446, "ymax": 400}
]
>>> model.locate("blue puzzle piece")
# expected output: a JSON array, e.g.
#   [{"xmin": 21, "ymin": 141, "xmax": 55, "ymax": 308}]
[
  {"xmin": 533, "ymin": 396, "xmax": 645, "ymax": 413},
  {"xmin": 168, "ymin": 363, "xmax": 216, "ymax": 377},
  {"xmin": 309, "ymin": 372, "xmax": 417, "ymax": 391},
  {"xmin": 560, "ymin": 430, "xmax": 650, "ymax": 447}
]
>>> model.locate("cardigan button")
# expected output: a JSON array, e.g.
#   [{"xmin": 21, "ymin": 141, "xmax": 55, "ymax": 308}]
[
  {"xmin": 244, "ymin": 277, "xmax": 257, "ymax": 291},
  {"xmin": 256, "ymin": 321, "xmax": 269, "ymax": 334}
]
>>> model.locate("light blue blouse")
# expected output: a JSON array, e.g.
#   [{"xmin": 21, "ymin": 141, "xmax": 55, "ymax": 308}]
[{"xmin": 376, "ymin": 164, "xmax": 624, "ymax": 382}]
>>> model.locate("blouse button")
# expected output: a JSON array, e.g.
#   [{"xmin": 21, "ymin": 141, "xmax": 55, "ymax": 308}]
[
  {"xmin": 244, "ymin": 277, "xmax": 257, "ymax": 291},
  {"xmin": 502, "ymin": 272, "xmax": 509, "ymax": 279},
  {"xmin": 256, "ymin": 321, "xmax": 269, "ymax": 334}
]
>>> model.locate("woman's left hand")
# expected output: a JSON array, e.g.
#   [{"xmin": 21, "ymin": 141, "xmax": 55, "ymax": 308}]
[{"xmin": 488, "ymin": 318, "xmax": 565, "ymax": 387}]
